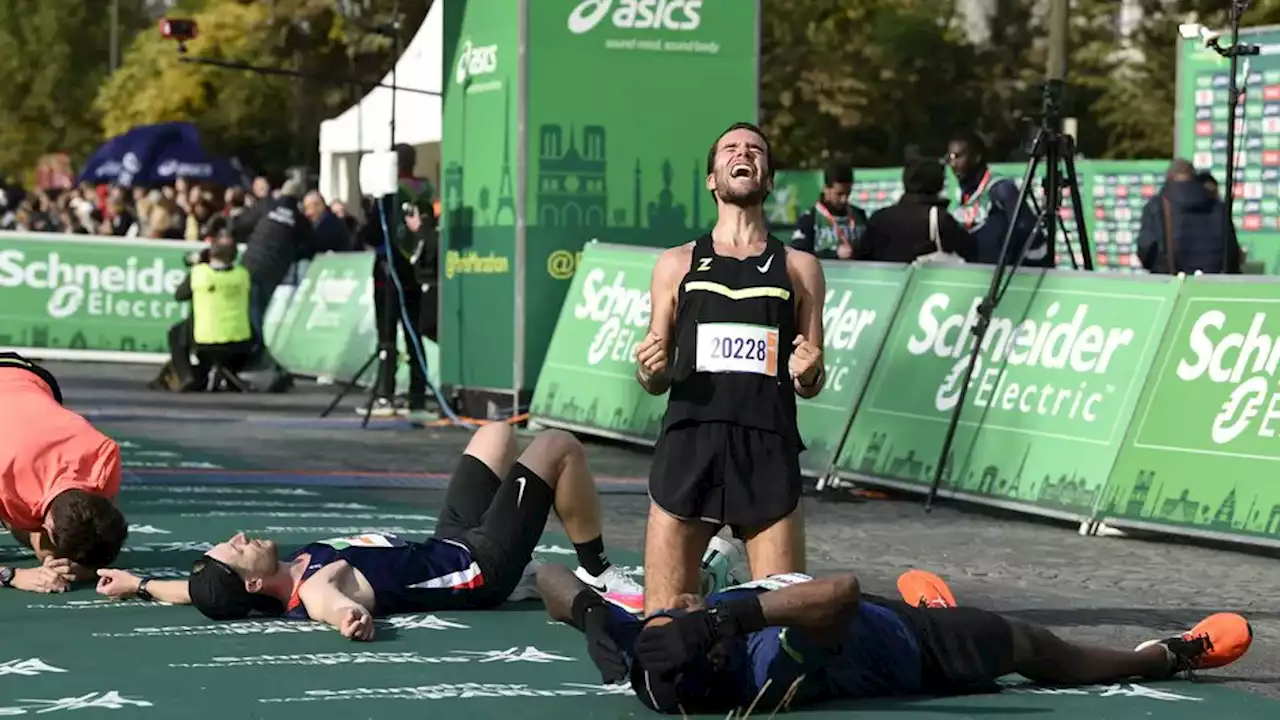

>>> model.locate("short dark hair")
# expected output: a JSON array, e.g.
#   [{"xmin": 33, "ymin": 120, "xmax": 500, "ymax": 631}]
[
  {"xmin": 1196, "ymin": 170, "xmax": 1218, "ymax": 184},
  {"xmin": 188, "ymin": 556, "xmax": 285, "ymax": 621},
  {"xmin": 824, "ymin": 162, "xmax": 853, "ymax": 186},
  {"xmin": 46, "ymin": 489, "xmax": 128, "ymax": 568},
  {"xmin": 705, "ymin": 122, "xmax": 774, "ymax": 179},
  {"xmin": 950, "ymin": 129, "xmax": 987, "ymax": 158},
  {"xmin": 903, "ymin": 158, "xmax": 946, "ymax": 195}
]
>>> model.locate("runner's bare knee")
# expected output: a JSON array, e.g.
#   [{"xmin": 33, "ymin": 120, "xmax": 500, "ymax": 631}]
[
  {"xmin": 461, "ymin": 423, "xmax": 517, "ymax": 478},
  {"xmin": 514, "ymin": 429, "xmax": 583, "ymax": 489}
]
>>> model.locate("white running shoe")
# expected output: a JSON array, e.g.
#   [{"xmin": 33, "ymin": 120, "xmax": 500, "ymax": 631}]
[
  {"xmin": 574, "ymin": 564, "xmax": 644, "ymax": 596},
  {"xmin": 506, "ymin": 559, "xmax": 543, "ymax": 602},
  {"xmin": 700, "ymin": 535, "xmax": 744, "ymax": 594}
]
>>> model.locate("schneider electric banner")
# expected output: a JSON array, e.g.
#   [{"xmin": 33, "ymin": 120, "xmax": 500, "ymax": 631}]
[
  {"xmin": 836, "ymin": 265, "xmax": 1182, "ymax": 520},
  {"xmin": 0, "ymin": 232, "xmax": 201, "ymax": 357},
  {"xmin": 1103, "ymin": 277, "xmax": 1280, "ymax": 545}
]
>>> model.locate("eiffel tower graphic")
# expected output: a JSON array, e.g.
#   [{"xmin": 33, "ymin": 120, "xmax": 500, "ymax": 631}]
[{"xmin": 493, "ymin": 83, "xmax": 516, "ymax": 226}]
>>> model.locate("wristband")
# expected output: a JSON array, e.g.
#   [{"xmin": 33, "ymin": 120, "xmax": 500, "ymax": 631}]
[
  {"xmin": 570, "ymin": 590, "xmax": 606, "ymax": 630},
  {"xmin": 136, "ymin": 578, "xmax": 154, "ymax": 602},
  {"xmin": 709, "ymin": 596, "xmax": 767, "ymax": 639},
  {"xmin": 798, "ymin": 366, "xmax": 824, "ymax": 390}
]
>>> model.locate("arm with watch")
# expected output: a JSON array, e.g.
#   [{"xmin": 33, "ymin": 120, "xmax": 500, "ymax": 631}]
[
  {"xmin": 95, "ymin": 568, "xmax": 191, "ymax": 604},
  {"xmin": 633, "ymin": 573, "xmax": 863, "ymax": 674},
  {"xmin": 0, "ymin": 557, "xmax": 75, "ymax": 594}
]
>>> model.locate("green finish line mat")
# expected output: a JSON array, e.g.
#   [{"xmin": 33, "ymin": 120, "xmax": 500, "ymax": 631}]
[{"xmin": 0, "ymin": 482, "xmax": 1274, "ymax": 719}]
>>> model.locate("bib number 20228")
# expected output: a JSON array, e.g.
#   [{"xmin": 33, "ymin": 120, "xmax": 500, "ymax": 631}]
[{"xmin": 696, "ymin": 323, "xmax": 778, "ymax": 376}]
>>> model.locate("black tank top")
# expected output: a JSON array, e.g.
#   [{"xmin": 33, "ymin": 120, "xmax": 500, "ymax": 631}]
[{"xmin": 663, "ymin": 234, "xmax": 799, "ymax": 440}]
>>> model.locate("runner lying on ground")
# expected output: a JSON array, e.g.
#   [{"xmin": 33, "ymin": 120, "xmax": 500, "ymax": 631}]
[
  {"xmin": 95, "ymin": 425, "xmax": 653, "ymax": 639},
  {"xmin": 537, "ymin": 564, "xmax": 1252, "ymax": 715},
  {"xmin": 0, "ymin": 353, "xmax": 129, "ymax": 594}
]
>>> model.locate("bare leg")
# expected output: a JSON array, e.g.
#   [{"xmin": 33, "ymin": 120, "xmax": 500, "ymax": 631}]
[
  {"xmin": 510, "ymin": 430, "xmax": 601, "ymax": 544},
  {"xmin": 1009, "ymin": 619, "xmax": 1172, "ymax": 685},
  {"xmin": 742, "ymin": 504, "xmax": 806, "ymax": 578},
  {"xmin": 642, "ymin": 502, "xmax": 716, "ymax": 616},
  {"xmin": 462, "ymin": 422, "xmax": 518, "ymax": 478}
]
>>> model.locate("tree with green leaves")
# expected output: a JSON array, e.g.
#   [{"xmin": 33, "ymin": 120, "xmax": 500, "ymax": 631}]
[
  {"xmin": 0, "ymin": 0, "xmax": 151, "ymax": 184},
  {"xmin": 94, "ymin": 0, "xmax": 428, "ymax": 179}
]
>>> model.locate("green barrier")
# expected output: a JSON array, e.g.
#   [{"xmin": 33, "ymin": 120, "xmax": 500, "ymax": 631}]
[
  {"xmin": 797, "ymin": 261, "xmax": 912, "ymax": 475},
  {"xmin": 0, "ymin": 231, "xmax": 203, "ymax": 360},
  {"xmin": 268, "ymin": 252, "xmax": 440, "ymax": 393},
  {"xmin": 1100, "ymin": 276, "xmax": 1280, "ymax": 546},
  {"xmin": 528, "ymin": 243, "xmax": 666, "ymax": 444},
  {"xmin": 834, "ymin": 264, "xmax": 1182, "ymax": 523},
  {"xmin": 528, "ymin": 242, "xmax": 914, "ymax": 477}
]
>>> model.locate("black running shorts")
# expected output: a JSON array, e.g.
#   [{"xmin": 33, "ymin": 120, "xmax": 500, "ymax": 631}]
[
  {"xmin": 648, "ymin": 421, "xmax": 802, "ymax": 533},
  {"xmin": 874, "ymin": 597, "xmax": 1017, "ymax": 694},
  {"xmin": 433, "ymin": 455, "xmax": 555, "ymax": 605}
]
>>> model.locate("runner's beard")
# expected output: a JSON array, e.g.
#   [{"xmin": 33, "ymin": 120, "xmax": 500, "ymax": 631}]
[{"xmin": 715, "ymin": 175, "xmax": 766, "ymax": 207}]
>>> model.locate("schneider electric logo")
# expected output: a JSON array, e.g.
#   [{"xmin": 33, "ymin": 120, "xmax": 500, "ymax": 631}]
[
  {"xmin": 906, "ymin": 293, "xmax": 1134, "ymax": 422},
  {"xmin": 1176, "ymin": 309, "xmax": 1280, "ymax": 445},
  {"xmin": 568, "ymin": 0, "xmax": 703, "ymax": 34},
  {"xmin": 0, "ymin": 249, "xmax": 187, "ymax": 321},
  {"xmin": 455, "ymin": 39, "xmax": 498, "ymax": 85}
]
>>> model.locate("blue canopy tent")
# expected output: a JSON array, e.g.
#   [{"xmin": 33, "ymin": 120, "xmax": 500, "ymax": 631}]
[{"xmin": 78, "ymin": 122, "xmax": 249, "ymax": 188}]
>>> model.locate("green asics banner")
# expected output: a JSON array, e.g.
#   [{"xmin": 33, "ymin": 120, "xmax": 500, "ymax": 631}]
[
  {"xmin": 529, "ymin": 242, "xmax": 914, "ymax": 471},
  {"xmin": 268, "ymin": 252, "xmax": 440, "ymax": 392},
  {"xmin": 836, "ymin": 265, "xmax": 1182, "ymax": 520},
  {"xmin": 0, "ymin": 232, "xmax": 200, "ymax": 356},
  {"xmin": 1102, "ymin": 277, "xmax": 1280, "ymax": 544}
]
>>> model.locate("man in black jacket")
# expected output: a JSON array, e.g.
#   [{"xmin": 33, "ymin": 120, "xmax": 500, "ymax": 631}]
[
  {"xmin": 1137, "ymin": 159, "xmax": 1241, "ymax": 275},
  {"xmin": 855, "ymin": 159, "xmax": 977, "ymax": 263},
  {"xmin": 240, "ymin": 179, "xmax": 315, "ymax": 349},
  {"xmin": 789, "ymin": 162, "xmax": 870, "ymax": 259}
]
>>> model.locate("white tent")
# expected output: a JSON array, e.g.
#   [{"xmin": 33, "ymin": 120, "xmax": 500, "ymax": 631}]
[{"xmin": 317, "ymin": 2, "xmax": 443, "ymax": 212}]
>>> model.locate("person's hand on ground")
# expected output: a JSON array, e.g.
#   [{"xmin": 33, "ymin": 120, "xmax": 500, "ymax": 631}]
[
  {"xmin": 95, "ymin": 568, "xmax": 141, "ymax": 599},
  {"xmin": 339, "ymin": 606, "xmax": 375, "ymax": 641},
  {"xmin": 13, "ymin": 561, "xmax": 73, "ymax": 593}
]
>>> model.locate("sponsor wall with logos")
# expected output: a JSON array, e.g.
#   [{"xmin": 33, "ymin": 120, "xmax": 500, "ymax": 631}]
[
  {"xmin": 530, "ymin": 242, "xmax": 1280, "ymax": 550},
  {"xmin": 439, "ymin": 0, "xmax": 760, "ymax": 416},
  {"xmin": 765, "ymin": 159, "xmax": 1184, "ymax": 275}
]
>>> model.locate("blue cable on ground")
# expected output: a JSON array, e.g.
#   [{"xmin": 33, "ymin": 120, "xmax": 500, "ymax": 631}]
[{"xmin": 376, "ymin": 198, "xmax": 474, "ymax": 429}]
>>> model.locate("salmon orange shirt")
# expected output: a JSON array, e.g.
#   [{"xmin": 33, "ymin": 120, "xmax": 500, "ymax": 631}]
[{"xmin": 0, "ymin": 367, "xmax": 122, "ymax": 532}]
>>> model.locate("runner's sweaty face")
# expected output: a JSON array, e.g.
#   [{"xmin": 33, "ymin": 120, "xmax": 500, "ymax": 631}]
[
  {"xmin": 710, "ymin": 128, "xmax": 771, "ymax": 206},
  {"xmin": 206, "ymin": 532, "xmax": 280, "ymax": 578}
]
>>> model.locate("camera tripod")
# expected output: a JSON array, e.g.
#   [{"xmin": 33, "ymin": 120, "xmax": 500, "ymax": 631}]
[{"xmin": 922, "ymin": 73, "xmax": 1094, "ymax": 512}]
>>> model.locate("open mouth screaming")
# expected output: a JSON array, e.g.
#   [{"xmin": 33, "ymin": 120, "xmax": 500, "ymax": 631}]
[{"xmin": 730, "ymin": 163, "xmax": 754, "ymax": 179}]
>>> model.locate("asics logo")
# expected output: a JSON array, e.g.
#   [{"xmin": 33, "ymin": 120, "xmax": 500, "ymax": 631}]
[
  {"xmin": 455, "ymin": 39, "xmax": 498, "ymax": 85},
  {"xmin": 567, "ymin": 0, "xmax": 703, "ymax": 35}
]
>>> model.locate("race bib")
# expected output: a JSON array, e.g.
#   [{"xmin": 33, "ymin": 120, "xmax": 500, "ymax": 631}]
[
  {"xmin": 317, "ymin": 532, "xmax": 404, "ymax": 549},
  {"xmin": 722, "ymin": 572, "xmax": 813, "ymax": 593},
  {"xmin": 696, "ymin": 323, "xmax": 778, "ymax": 376}
]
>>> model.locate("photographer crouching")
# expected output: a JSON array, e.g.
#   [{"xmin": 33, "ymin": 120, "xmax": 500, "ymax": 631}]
[
  {"xmin": 166, "ymin": 228, "xmax": 255, "ymax": 391},
  {"xmin": 359, "ymin": 143, "xmax": 438, "ymax": 422}
]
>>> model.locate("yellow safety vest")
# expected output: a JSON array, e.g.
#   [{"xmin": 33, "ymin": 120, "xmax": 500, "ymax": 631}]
[{"xmin": 190, "ymin": 264, "xmax": 252, "ymax": 346}]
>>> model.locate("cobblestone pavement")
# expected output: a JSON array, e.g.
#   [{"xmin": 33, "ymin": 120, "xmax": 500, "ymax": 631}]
[{"xmin": 42, "ymin": 361, "xmax": 1280, "ymax": 700}]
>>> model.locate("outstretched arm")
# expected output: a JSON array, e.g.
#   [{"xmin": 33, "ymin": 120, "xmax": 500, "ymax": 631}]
[
  {"xmin": 96, "ymin": 569, "xmax": 192, "ymax": 604},
  {"xmin": 297, "ymin": 563, "xmax": 375, "ymax": 641}
]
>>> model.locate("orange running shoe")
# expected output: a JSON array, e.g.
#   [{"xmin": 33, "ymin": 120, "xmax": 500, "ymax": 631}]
[
  {"xmin": 896, "ymin": 569, "xmax": 958, "ymax": 609},
  {"xmin": 1136, "ymin": 612, "xmax": 1252, "ymax": 674}
]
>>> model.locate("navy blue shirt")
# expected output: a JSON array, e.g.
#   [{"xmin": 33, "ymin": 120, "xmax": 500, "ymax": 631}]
[
  {"xmin": 609, "ymin": 574, "xmax": 922, "ymax": 711},
  {"xmin": 283, "ymin": 532, "xmax": 481, "ymax": 618}
]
